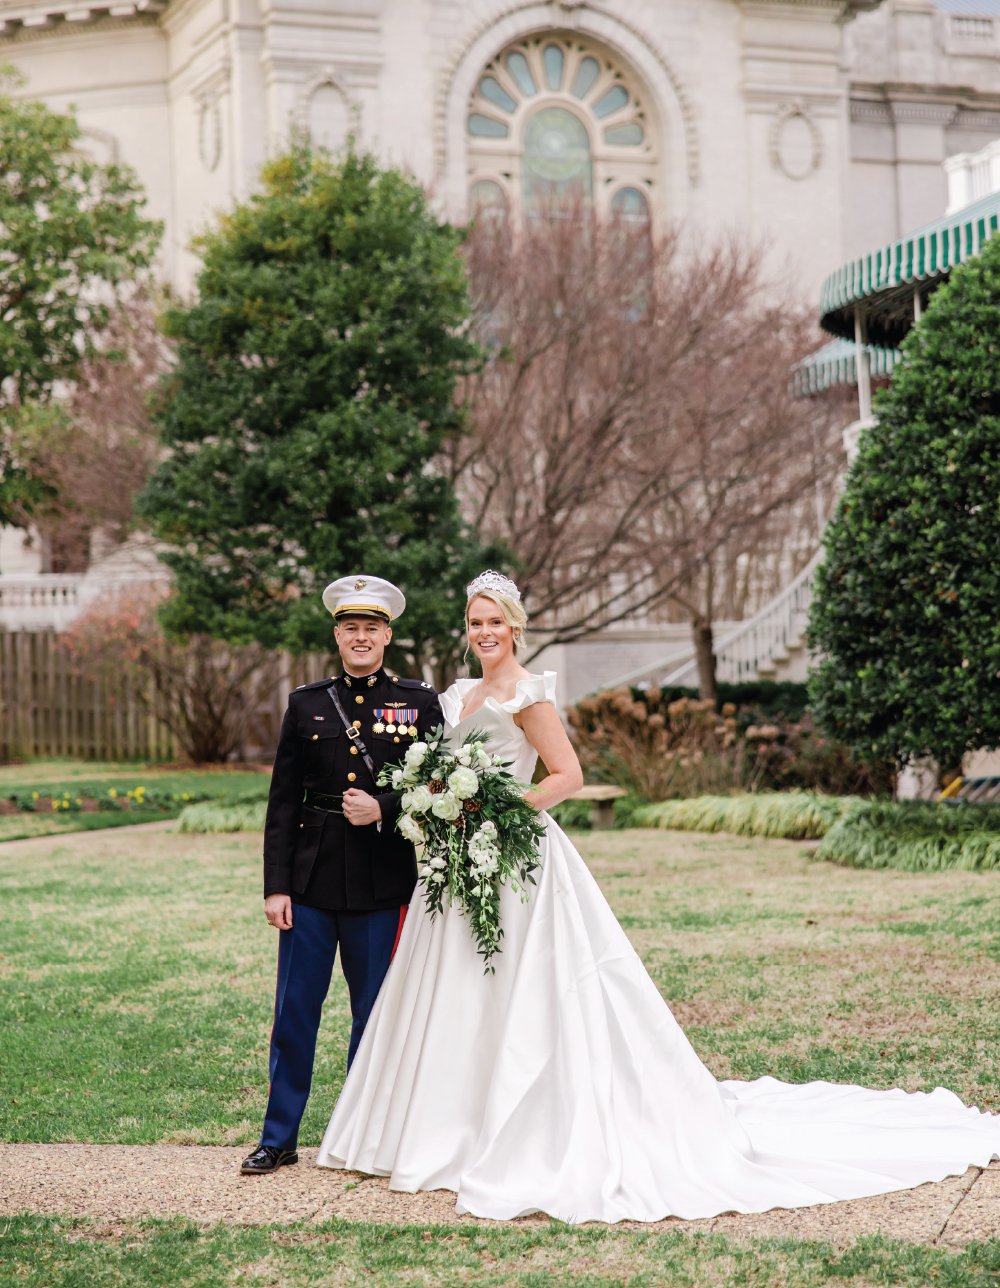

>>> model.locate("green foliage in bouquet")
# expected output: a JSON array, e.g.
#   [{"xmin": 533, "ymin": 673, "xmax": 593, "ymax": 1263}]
[{"xmin": 377, "ymin": 727, "xmax": 545, "ymax": 972}]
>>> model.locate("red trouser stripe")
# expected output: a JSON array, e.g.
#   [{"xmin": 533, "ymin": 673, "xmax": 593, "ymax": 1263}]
[{"xmin": 390, "ymin": 904, "xmax": 408, "ymax": 960}]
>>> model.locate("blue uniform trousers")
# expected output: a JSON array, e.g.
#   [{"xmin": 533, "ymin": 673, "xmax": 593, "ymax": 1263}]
[{"xmin": 259, "ymin": 902, "xmax": 404, "ymax": 1151}]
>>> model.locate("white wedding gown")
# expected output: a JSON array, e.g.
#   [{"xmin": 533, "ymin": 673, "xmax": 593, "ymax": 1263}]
[{"xmin": 317, "ymin": 672, "xmax": 1000, "ymax": 1223}]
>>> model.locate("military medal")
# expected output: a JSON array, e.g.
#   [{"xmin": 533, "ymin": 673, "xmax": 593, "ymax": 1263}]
[{"xmin": 374, "ymin": 706, "xmax": 416, "ymax": 736}]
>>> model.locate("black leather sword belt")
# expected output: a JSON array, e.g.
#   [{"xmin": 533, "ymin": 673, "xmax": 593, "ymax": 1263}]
[{"xmin": 303, "ymin": 790, "xmax": 344, "ymax": 813}]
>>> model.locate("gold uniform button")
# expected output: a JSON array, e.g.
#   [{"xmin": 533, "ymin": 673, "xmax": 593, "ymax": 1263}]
[
  {"xmin": 350, "ymin": 746, "xmax": 358, "ymax": 756},
  {"xmin": 355, "ymin": 695, "xmax": 364, "ymax": 705},
  {"xmin": 353, "ymin": 720, "xmax": 362, "ymax": 729},
  {"xmin": 347, "ymin": 772, "xmax": 357, "ymax": 783},
  {"xmin": 393, "ymin": 736, "xmax": 400, "ymax": 743},
  {"xmin": 311, "ymin": 733, "xmax": 319, "ymax": 741}
]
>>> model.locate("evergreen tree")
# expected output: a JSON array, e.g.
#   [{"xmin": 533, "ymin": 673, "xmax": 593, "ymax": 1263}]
[
  {"xmin": 139, "ymin": 148, "xmax": 496, "ymax": 675},
  {"xmin": 808, "ymin": 235, "xmax": 1000, "ymax": 773}
]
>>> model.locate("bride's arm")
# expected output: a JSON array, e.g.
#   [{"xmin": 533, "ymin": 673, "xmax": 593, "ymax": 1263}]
[{"xmin": 515, "ymin": 702, "xmax": 584, "ymax": 811}]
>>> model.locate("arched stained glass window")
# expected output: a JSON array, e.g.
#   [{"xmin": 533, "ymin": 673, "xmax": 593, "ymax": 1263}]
[
  {"xmin": 594, "ymin": 85, "xmax": 629, "ymax": 119},
  {"xmin": 505, "ymin": 51, "xmax": 536, "ymax": 96},
  {"xmin": 571, "ymin": 56, "xmax": 600, "ymax": 100},
  {"xmin": 523, "ymin": 107, "xmax": 592, "ymax": 209},
  {"xmin": 469, "ymin": 113, "xmax": 509, "ymax": 139},
  {"xmin": 543, "ymin": 44, "xmax": 565, "ymax": 91},
  {"xmin": 611, "ymin": 186, "xmax": 650, "ymax": 223},
  {"xmin": 467, "ymin": 34, "xmax": 658, "ymax": 222},
  {"xmin": 479, "ymin": 76, "xmax": 517, "ymax": 114}
]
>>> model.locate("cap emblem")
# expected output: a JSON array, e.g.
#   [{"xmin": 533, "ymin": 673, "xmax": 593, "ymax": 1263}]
[{"xmin": 354, "ymin": 579, "xmax": 367, "ymax": 590}]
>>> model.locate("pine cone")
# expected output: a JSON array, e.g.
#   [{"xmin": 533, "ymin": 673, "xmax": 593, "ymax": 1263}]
[
  {"xmin": 464, "ymin": 798, "xmax": 481, "ymax": 813},
  {"xmin": 429, "ymin": 779, "xmax": 447, "ymax": 794}
]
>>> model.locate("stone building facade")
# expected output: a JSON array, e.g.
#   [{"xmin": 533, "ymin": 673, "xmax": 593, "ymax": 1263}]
[{"xmin": 3, "ymin": 0, "xmax": 1000, "ymax": 299}]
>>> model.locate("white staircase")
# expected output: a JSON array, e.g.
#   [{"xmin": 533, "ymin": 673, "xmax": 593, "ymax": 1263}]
[{"xmin": 602, "ymin": 551, "xmax": 821, "ymax": 692}]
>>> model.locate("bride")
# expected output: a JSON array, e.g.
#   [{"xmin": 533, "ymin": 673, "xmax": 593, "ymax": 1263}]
[{"xmin": 317, "ymin": 570, "xmax": 1000, "ymax": 1223}]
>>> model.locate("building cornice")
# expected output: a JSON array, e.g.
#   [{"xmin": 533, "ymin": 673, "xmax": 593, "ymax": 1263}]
[
  {"xmin": 851, "ymin": 81, "xmax": 1000, "ymax": 127},
  {"xmin": 735, "ymin": 1, "xmax": 884, "ymax": 18},
  {"xmin": 0, "ymin": 0, "xmax": 163, "ymax": 39}
]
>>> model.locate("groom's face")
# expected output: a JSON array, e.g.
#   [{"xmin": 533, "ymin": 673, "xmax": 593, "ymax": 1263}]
[{"xmin": 334, "ymin": 615, "xmax": 392, "ymax": 675}]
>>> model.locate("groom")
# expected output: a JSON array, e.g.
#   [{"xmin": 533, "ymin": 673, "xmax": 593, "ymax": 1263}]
[{"xmin": 241, "ymin": 575, "xmax": 443, "ymax": 1175}]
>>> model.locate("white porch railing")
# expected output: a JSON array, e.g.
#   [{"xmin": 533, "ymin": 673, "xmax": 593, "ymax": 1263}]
[
  {"xmin": 598, "ymin": 550, "xmax": 822, "ymax": 693},
  {"xmin": 0, "ymin": 575, "xmax": 85, "ymax": 630},
  {"xmin": 663, "ymin": 551, "xmax": 820, "ymax": 687}
]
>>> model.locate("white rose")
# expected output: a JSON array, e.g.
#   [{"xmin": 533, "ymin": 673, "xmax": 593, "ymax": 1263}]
[
  {"xmin": 405, "ymin": 784, "xmax": 434, "ymax": 815},
  {"xmin": 399, "ymin": 814, "xmax": 425, "ymax": 844},
  {"xmin": 448, "ymin": 767, "xmax": 479, "ymax": 799},
  {"xmin": 391, "ymin": 769, "xmax": 405, "ymax": 790},
  {"xmin": 479, "ymin": 820, "xmax": 498, "ymax": 836},
  {"xmin": 428, "ymin": 854, "xmax": 447, "ymax": 870},
  {"xmin": 419, "ymin": 863, "xmax": 433, "ymax": 878},
  {"xmin": 431, "ymin": 791, "xmax": 462, "ymax": 821},
  {"xmin": 475, "ymin": 747, "xmax": 492, "ymax": 770},
  {"xmin": 405, "ymin": 741, "xmax": 428, "ymax": 766},
  {"xmin": 456, "ymin": 746, "xmax": 472, "ymax": 766}
]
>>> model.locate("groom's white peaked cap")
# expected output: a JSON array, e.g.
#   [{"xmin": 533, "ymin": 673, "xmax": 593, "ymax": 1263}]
[{"xmin": 322, "ymin": 575, "xmax": 406, "ymax": 623}]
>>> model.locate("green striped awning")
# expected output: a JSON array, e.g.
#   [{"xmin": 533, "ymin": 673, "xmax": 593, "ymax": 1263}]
[
  {"xmin": 791, "ymin": 338, "xmax": 901, "ymax": 397},
  {"xmin": 820, "ymin": 190, "xmax": 1000, "ymax": 346}
]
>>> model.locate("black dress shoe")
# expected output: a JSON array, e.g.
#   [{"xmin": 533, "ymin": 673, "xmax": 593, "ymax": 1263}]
[{"xmin": 240, "ymin": 1145, "xmax": 299, "ymax": 1175}]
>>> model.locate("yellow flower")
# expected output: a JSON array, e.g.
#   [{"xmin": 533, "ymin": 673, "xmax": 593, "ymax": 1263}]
[{"xmin": 32, "ymin": 791, "xmax": 39, "ymax": 800}]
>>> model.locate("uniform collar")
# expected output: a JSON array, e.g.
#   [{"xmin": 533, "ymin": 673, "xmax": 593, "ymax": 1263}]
[{"xmin": 341, "ymin": 665, "xmax": 386, "ymax": 689}]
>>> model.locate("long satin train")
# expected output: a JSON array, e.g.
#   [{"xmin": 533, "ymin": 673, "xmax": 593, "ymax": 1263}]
[{"xmin": 317, "ymin": 816, "xmax": 1000, "ymax": 1224}]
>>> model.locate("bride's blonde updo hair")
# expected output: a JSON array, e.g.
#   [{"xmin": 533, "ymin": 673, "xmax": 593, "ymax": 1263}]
[{"xmin": 465, "ymin": 570, "xmax": 528, "ymax": 655}]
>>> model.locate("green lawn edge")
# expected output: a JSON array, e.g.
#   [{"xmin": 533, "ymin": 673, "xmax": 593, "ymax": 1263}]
[{"xmin": 2, "ymin": 1216, "xmax": 998, "ymax": 1288}]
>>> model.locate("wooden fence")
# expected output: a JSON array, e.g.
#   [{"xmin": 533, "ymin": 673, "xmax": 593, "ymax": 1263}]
[{"xmin": 0, "ymin": 631, "xmax": 335, "ymax": 763}]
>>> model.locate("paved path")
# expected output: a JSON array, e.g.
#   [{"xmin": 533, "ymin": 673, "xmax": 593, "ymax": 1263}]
[
  {"xmin": 3, "ymin": 1145, "xmax": 997, "ymax": 1247},
  {"xmin": 0, "ymin": 819, "xmax": 178, "ymax": 847}
]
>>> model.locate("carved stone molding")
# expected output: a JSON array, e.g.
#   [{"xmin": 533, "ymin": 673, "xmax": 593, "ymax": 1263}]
[
  {"xmin": 294, "ymin": 66, "xmax": 362, "ymax": 145},
  {"xmin": 769, "ymin": 99, "xmax": 822, "ymax": 179},
  {"xmin": 198, "ymin": 99, "xmax": 222, "ymax": 172}
]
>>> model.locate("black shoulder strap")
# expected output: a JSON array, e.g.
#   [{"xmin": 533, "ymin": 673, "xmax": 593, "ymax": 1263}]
[{"xmin": 326, "ymin": 683, "xmax": 379, "ymax": 781}]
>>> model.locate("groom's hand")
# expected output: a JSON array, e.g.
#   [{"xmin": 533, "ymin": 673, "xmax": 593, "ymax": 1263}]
[
  {"xmin": 343, "ymin": 789, "xmax": 382, "ymax": 827},
  {"xmin": 264, "ymin": 894, "xmax": 293, "ymax": 931}
]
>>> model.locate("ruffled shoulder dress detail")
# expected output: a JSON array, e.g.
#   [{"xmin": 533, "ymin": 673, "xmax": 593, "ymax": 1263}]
[{"xmin": 316, "ymin": 672, "xmax": 1000, "ymax": 1224}]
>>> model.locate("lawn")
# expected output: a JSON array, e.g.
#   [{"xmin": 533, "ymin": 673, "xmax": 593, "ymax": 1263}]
[
  {"xmin": 1, "ymin": 1217, "xmax": 998, "ymax": 1288},
  {"xmin": 2, "ymin": 823, "xmax": 998, "ymax": 1286}
]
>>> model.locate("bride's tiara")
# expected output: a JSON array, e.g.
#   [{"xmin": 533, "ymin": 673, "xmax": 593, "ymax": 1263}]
[{"xmin": 466, "ymin": 570, "xmax": 522, "ymax": 604}]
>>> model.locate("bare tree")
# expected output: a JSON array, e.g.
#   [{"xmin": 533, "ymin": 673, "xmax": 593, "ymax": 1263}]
[
  {"xmin": 8, "ymin": 291, "xmax": 168, "ymax": 571},
  {"xmin": 451, "ymin": 210, "xmax": 846, "ymax": 689}
]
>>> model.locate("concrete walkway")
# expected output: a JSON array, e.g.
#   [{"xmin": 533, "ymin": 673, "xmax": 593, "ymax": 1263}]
[{"xmin": 4, "ymin": 1145, "xmax": 997, "ymax": 1247}]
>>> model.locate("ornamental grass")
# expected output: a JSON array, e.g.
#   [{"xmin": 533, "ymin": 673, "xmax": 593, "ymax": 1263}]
[
  {"xmin": 177, "ymin": 799, "xmax": 268, "ymax": 833},
  {"xmin": 567, "ymin": 687, "xmax": 747, "ymax": 801},
  {"xmin": 817, "ymin": 800, "xmax": 1000, "ymax": 872},
  {"xmin": 633, "ymin": 791, "xmax": 858, "ymax": 841}
]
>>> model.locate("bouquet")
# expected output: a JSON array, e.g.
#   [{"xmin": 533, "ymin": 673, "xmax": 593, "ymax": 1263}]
[{"xmin": 377, "ymin": 726, "xmax": 546, "ymax": 972}]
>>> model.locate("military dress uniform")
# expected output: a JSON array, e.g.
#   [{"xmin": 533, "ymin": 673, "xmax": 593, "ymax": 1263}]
[{"xmin": 252, "ymin": 577, "xmax": 443, "ymax": 1166}]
